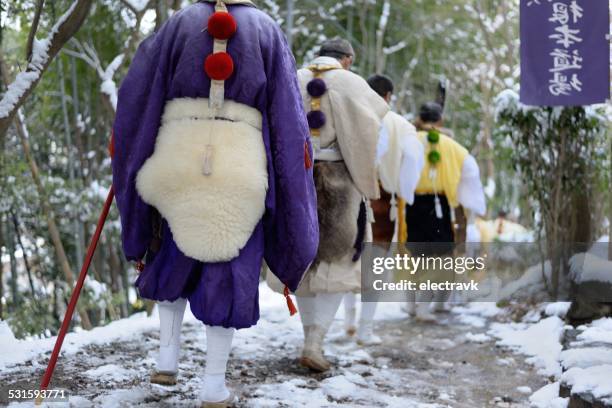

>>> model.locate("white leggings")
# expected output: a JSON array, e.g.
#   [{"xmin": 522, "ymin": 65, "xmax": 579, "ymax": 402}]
[
  {"xmin": 296, "ymin": 293, "xmax": 344, "ymax": 329},
  {"xmin": 157, "ymin": 299, "xmax": 234, "ymax": 376},
  {"xmin": 343, "ymin": 293, "xmax": 377, "ymax": 324}
]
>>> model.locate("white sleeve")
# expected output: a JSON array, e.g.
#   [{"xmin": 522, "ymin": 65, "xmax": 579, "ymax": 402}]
[
  {"xmin": 398, "ymin": 132, "xmax": 425, "ymax": 205},
  {"xmin": 376, "ymin": 123, "xmax": 390, "ymax": 165},
  {"xmin": 457, "ymin": 155, "xmax": 486, "ymax": 216}
]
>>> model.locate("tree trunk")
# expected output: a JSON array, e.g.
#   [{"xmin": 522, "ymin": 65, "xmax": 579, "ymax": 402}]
[
  {"xmin": 11, "ymin": 211, "xmax": 38, "ymax": 301},
  {"xmin": 6, "ymin": 217, "xmax": 19, "ymax": 310},
  {"xmin": 13, "ymin": 110, "xmax": 92, "ymax": 330},
  {"xmin": 58, "ymin": 57, "xmax": 85, "ymax": 266},
  {"xmin": 155, "ymin": 0, "xmax": 169, "ymax": 31}
]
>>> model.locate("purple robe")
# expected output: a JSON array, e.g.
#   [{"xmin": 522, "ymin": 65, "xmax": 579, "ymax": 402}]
[{"xmin": 112, "ymin": 1, "xmax": 318, "ymax": 329}]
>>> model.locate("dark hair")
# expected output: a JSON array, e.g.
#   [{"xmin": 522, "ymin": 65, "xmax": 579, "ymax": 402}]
[
  {"xmin": 367, "ymin": 74, "xmax": 394, "ymax": 98},
  {"xmin": 419, "ymin": 102, "xmax": 443, "ymax": 123}
]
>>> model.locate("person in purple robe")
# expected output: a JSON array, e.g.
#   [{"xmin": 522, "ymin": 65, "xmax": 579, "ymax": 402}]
[{"xmin": 111, "ymin": 0, "xmax": 318, "ymax": 405}]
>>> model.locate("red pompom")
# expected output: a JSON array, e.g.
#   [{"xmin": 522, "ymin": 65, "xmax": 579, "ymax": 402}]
[
  {"xmin": 204, "ymin": 52, "xmax": 234, "ymax": 81},
  {"xmin": 208, "ymin": 11, "xmax": 237, "ymax": 40}
]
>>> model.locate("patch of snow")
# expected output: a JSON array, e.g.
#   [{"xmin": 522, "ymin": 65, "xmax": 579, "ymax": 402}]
[
  {"xmin": 561, "ymin": 365, "xmax": 612, "ymax": 401},
  {"xmin": 321, "ymin": 375, "xmax": 358, "ymax": 400},
  {"xmin": 100, "ymin": 54, "xmax": 124, "ymax": 111},
  {"xmin": 93, "ymin": 388, "xmax": 149, "ymax": 406},
  {"xmin": 452, "ymin": 302, "xmax": 501, "ymax": 327},
  {"xmin": 465, "ymin": 332, "xmax": 491, "ymax": 343},
  {"xmin": 529, "ymin": 382, "xmax": 568, "ymax": 408},
  {"xmin": 574, "ymin": 318, "xmax": 612, "ymax": 346},
  {"xmin": 84, "ymin": 364, "xmax": 133, "ymax": 382},
  {"xmin": 517, "ymin": 385, "xmax": 532, "ymax": 394},
  {"xmin": 569, "ymin": 252, "xmax": 612, "ymax": 284},
  {"xmin": 544, "ymin": 302, "xmax": 571, "ymax": 318},
  {"xmin": 251, "ymin": 378, "xmax": 330, "ymax": 407},
  {"xmin": 124, "ymin": 0, "xmax": 149, "ymax": 12},
  {"xmin": 489, "ymin": 316, "xmax": 565, "ymax": 377},
  {"xmin": 560, "ymin": 347, "xmax": 612, "ymax": 369},
  {"xmin": 499, "ymin": 262, "xmax": 551, "ymax": 301},
  {"xmin": 497, "ymin": 357, "xmax": 515, "ymax": 366}
]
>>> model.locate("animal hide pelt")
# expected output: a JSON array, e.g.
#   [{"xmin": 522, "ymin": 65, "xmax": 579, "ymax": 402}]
[{"xmin": 313, "ymin": 161, "xmax": 361, "ymax": 263}]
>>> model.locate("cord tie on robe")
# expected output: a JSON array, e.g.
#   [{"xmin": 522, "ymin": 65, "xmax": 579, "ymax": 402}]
[{"xmin": 284, "ymin": 286, "xmax": 298, "ymax": 316}]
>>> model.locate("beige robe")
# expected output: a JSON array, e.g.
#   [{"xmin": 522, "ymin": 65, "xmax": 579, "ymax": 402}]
[
  {"xmin": 296, "ymin": 57, "xmax": 388, "ymax": 295},
  {"xmin": 297, "ymin": 57, "xmax": 388, "ymax": 199}
]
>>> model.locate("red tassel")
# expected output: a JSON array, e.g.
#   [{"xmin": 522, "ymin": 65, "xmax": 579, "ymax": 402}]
[
  {"xmin": 284, "ymin": 286, "xmax": 298, "ymax": 316},
  {"xmin": 136, "ymin": 260, "xmax": 145, "ymax": 273},
  {"xmin": 304, "ymin": 141, "xmax": 312, "ymax": 169}
]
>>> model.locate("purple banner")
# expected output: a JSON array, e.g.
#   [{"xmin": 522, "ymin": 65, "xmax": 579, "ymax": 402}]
[{"xmin": 520, "ymin": 0, "xmax": 610, "ymax": 106}]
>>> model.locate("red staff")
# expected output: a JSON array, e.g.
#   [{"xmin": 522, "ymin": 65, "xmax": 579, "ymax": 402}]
[
  {"xmin": 38, "ymin": 186, "xmax": 115, "ymax": 398},
  {"xmin": 37, "ymin": 137, "xmax": 116, "ymax": 404}
]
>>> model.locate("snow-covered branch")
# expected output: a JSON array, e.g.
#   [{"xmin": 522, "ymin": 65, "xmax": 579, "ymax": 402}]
[
  {"xmin": 0, "ymin": 0, "xmax": 94, "ymax": 136},
  {"xmin": 120, "ymin": 0, "xmax": 152, "ymax": 16},
  {"xmin": 65, "ymin": 39, "xmax": 125, "ymax": 113}
]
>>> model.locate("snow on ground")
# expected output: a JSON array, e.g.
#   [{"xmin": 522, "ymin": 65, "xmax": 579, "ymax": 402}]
[
  {"xmin": 0, "ymin": 284, "xmax": 546, "ymax": 407},
  {"xmin": 560, "ymin": 347, "xmax": 612, "ymax": 369},
  {"xmin": 0, "ymin": 308, "xmax": 182, "ymax": 371},
  {"xmin": 465, "ymin": 332, "xmax": 491, "ymax": 343},
  {"xmin": 498, "ymin": 262, "xmax": 551, "ymax": 301},
  {"xmin": 561, "ymin": 365, "xmax": 612, "ymax": 404},
  {"xmin": 451, "ymin": 302, "xmax": 501, "ymax": 328},
  {"xmin": 529, "ymin": 383, "xmax": 568, "ymax": 408},
  {"xmin": 488, "ymin": 316, "xmax": 565, "ymax": 377},
  {"xmin": 569, "ymin": 252, "xmax": 612, "ymax": 284},
  {"xmin": 573, "ymin": 318, "xmax": 612, "ymax": 346},
  {"xmin": 488, "ymin": 302, "xmax": 612, "ymax": 407},
  {"xmin": 544, "ymin": 302, "xmax": 571, "ymax": 318}
]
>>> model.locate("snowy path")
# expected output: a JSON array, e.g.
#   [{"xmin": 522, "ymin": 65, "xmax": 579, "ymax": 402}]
[{"xmin": 1, "ymin": 285, "xmax": 544, "ymax": 407}]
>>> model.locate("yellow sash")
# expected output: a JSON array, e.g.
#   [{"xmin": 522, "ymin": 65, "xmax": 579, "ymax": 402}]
[{"xmin": 414, "ymin": 131, "xmax": 468, "ymax": 208}]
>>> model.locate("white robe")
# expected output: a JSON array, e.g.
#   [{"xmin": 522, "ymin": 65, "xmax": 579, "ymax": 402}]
[{"xmin": 376, "ymin": 111, "xmax": 425, "ymax": 205}]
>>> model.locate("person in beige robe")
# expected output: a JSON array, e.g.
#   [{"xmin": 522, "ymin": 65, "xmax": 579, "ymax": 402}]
[
  {"xmin": 294, "ymin": 38, "xmax": 388, "ymax": 371},
  {"xmin": 343, "ymin": 74, "xmax": 425, "ymax": 345}
]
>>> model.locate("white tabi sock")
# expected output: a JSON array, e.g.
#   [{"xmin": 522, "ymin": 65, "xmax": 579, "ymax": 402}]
[
  {"xmin": 157, "ymin": 298, "xmax": 187, "ymax": 373},
  {"xmin": 343, "ymin": 293, "xmax": 357, "ymax": 332},
  {"xmin": 357, "ymin": 301, "xmax": 381, "ymax": 343},
  {"xmin": 201, "ymin": 325, "xmax": 235, "ymax": 403}
]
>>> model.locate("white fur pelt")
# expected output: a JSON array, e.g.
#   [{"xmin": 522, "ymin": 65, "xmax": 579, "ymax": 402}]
[{"xmin": 136, "ymin": 98, "xmax": 268, "ymax": 262}]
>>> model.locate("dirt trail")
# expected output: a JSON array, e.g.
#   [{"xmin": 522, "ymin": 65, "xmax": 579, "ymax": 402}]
[{"xmin": 0, "ymin": 310, "xmax": 544, "ymax": 407}]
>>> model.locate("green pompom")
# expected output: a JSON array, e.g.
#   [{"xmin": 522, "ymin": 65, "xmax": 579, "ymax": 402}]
[
  {"xmin": 427, "ymin": 130, "xmax": 440, "ymax": 144},
  {"xmin": 428, "ymin": 150, "xmax": 441, "ymax": 165}
]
